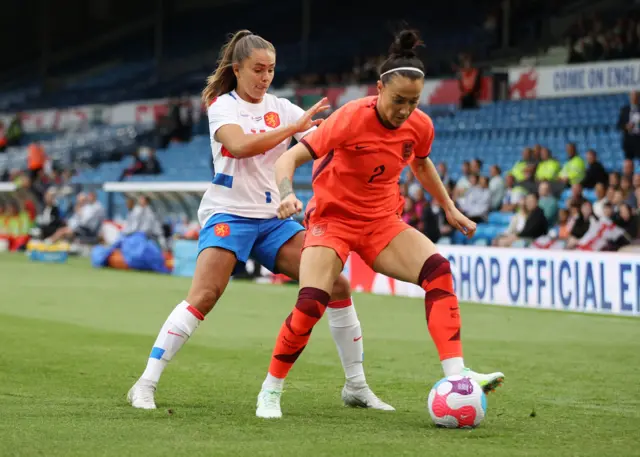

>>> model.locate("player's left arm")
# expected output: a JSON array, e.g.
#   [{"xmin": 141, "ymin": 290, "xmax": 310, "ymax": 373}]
[
  {"xmin": 410, "ymin": 156, "xmax": 476, "ymax": 238},
  {"xmin": 410, "ymin": 156, "xmax": 454, "ymax": 211},
  {"xmin": 275, "ymin": 142, "xmax": 314, "ymax": 219},
  {"xmin": 410, "ymin": 115, "xmax": 477, "ymax": 238}
]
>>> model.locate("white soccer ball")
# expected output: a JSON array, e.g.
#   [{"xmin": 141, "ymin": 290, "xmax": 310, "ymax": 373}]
[{"xmin": 427, "ymin": 375, "xmax": 487, "ymax": 428}]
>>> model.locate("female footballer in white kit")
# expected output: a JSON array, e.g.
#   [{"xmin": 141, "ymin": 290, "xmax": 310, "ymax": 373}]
[{"xmin": 127, "ymin": 29, "xmax": 393, "ymax": 411}]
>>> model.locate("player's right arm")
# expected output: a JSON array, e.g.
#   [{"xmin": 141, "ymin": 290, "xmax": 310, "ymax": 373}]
[
  {"xmin": 212, "ymin": 98, "xmax": 329, "ymax": 159},
  {"xmin": 275, "ymin": 143, "xmax": 314, "ymax": 219},
  {"xmin": 275, "ymin": 102, "xmax": 353, "ymax": 219}
]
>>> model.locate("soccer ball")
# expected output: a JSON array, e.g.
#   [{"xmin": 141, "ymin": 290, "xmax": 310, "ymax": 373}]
[{"xmin": 427, "ymin": 375, "xmax": 487, "ymax": 428}]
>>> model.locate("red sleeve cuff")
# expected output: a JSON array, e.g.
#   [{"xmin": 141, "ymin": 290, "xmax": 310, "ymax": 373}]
[{"xmin": 300, "ymin": 138, "xmax": 318, "ymax": 160}]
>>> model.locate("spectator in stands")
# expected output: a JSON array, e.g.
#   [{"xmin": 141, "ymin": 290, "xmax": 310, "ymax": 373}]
[
  {"xmin": 30, "ymin": 188, "xmax": 63, "ymax": 240},
  {"xmin": 555, "ymin": 209, "xmax": 572, "ymax": 240},
  {"xmin": 6, "ymin": 114, "xmax": 22, "ymax": 147},
  {"xmin": 401, "ymin": 198, "xmax": 419, "ymax": 228},
  {"xmin": 510, "ymin": 147, "xmax": 533, "ymax": 183},
  {"xmin": 609, "ymin": 171, "xmax": 621, "ymax": 189},
  {"xmin": 470, "ymin": 158, "xmax": 483, "ymax": 175},
  {"xmin": 566, "ymin": 201, "xmax": 597, "ymax": 249},
  {"xmin": 457, "ymin": 174, "xmax": 491, "ymax": 223},
  {"xmin": 620, "ymin": 176, "xmax": 637, "ymax": 208},
  {"xmin": 519, "ymin": 164, "xmax": 538, "ymax": 194},
  {"xmin": 500, "ymin": 174, "xmax": 526, "ymax": 213},
  {"xmin": 622, "ymin": 159, "xmax": 635, "ymax": 182},
  {"xmin": 421, "ymin": 199, "xmax": 441, "ymax": 243},
  {"xmin": 581, "ymin": 149, "xmax": 608, "ymax": 189},
  {"xmin": 567, "ymin": 183, "xmax": 587, "ymax": 208},
  {"xmin": 47, "ymin": 191, "xmax": 105, "ymax": 244},
  {"xmin": 457, "ymin": 53, "xmax": 481, "ymax": 110},
  {"xmin": 121, "ymin": 147, "xmax": 163, "ymax": 179},
  {"xmin": 518, "ymin": 192, "xmax": 549, "ymax": 240},
  {"xmin": 495, "ymin": 193, "xmax": 548, "ymax": 247},
  {"xmin": 493, "ymin": 200, "xmax": 526, "ymax": 247},
  {"xmin": 618, "ymin": 91, "xmax": 640, "ymax": 161},
  {"xmin": 178, "ymin": 94, "xmax": 195, "ymax": 143},
  {"xmin": 538, "ymin": 181, "xmax": 558, "ymax": 225},
  {"xmin": 30, "ymin": 169, "xmax": 50, "ymax": 204},
  {"xmin": 559, "ymin": 142, "xmax": 586, "ymax": 186},
  {"xmin": 412, "ymin": 188, "xmax": 428, "ymax": 221},
  {"xmin": 592, "ymin": 182, "xmax": 608, "ymax": 218},
  {"xmin": 436, "ymin": 162, "xmax": 452, "ymax": 188},
  {"xmin": 614, "ymin": 203, "xmax": 638, "ymax": 240},
  {"xmin": 531, "ymin": 144, "xmax": 542, "ymax": 164},
  {"xmin": 602, "ymin": 202, "xmax": 615, "ymax": 223},
  {"xmin": 535, "ymin": 147, "xmax": 561, "ymax": 183},
  {"xmin": 27, "ymin": 142, "xmax": 47, "ymax": 181},
  {"xmin": 404, "ymin": 169, "xmax": 422, "ymax": 201},
  {"xmin": 532, "ymin": 208, "xmax": 572, "ymax": 250},
  {"xmin": 611, "ymin": 188, "xmax": 625, "ymax": 210},
  {"xmin": 430, "ymin": 199, "xmax": 454, "ymax": 242},
  {"xmin": 488, "ymin": 165, "xmax": 505, "ymax": 210},
  {"xmin": 453, "ymin": 161, "xmax": 471, "ymax": 200},
  {"xmin": 122, "ymin": 196, "xmax": 164, "ymax": 245}
]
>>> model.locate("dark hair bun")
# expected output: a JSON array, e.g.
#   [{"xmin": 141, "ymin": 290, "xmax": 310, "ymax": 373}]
[{"xmin": 389, "ymin": 29, "xmax": 422, "ymax": 58}]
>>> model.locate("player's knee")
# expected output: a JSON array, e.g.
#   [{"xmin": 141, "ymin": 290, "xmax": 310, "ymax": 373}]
[
  {"xmin": 331, "ymin": 275, "xmax": 351, "ymax": 301},
  {"xmin": 289, "ymin": 287, "xmax": 331, "ymax": 334},
  {"xmin": 418, "ymin": 254, "xmax": 453, "ymax": 290},
  {"xmin": 186, "ymin": 284, "xmax": 224, "ymax": 315}
]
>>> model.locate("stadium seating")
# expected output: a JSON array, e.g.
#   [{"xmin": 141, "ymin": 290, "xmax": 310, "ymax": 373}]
[
  {"xmin": 0, "ymin": 125, "xmax": 150, "ymax": 180},
  {"xmin": 4, "ymin": 91, "xmax": 633, "ymax": 237},
  {"xmin": 99, "ymin": 93, "xmax": 631, "ymax": 189}
]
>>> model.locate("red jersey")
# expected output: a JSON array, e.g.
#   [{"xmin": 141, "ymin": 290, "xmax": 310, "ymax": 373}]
[{"xmin": 301, "ymin": 96, "xmax": 434, "ymax": 221}]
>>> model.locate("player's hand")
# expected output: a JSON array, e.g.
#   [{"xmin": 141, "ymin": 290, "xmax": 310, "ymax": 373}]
[
  {"xmin": 294, "ymin": 97, "xmax": 330, "ymax": 132},
  {"xmin": 445, "ymin": 205, "xmax": 477, "ymax": 239},
  {"xmin": 277, "ymin": 194, "xmax": 303, "ymax": 219}
]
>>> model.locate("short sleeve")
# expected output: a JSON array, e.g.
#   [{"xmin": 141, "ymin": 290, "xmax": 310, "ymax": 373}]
[
  {"xmin": 207, "ymin": 95, "xmax": 241, "ymax": 137},
  {"xmin": 300, "ymin": 103, "xmax": 353, "ymax": 159},
  {"xmin": 282, "ymin": 98, "xmax": 316, "ymax": 142},
  {"xmin": 414, "ymin": 115, "xmax": 435, "ymax": 159}
]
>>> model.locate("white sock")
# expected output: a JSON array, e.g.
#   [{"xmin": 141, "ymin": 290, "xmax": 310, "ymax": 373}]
[
  {"xmin": 262, "ymin": 373, "xmax": 285, "ymax": 392},
  {"xmin": 140, "ymin": 300, "xmax": 203, "ymax": 384},
  {"xmin": 441, "ymin": 357, "xmax": 465, "ymax": 377},
  {"xmin": 326, "ymin": 299, "xmax": 366, "ymax": 388}
]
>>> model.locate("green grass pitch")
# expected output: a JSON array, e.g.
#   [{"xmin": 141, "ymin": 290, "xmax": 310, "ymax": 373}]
[{"xmin": 0, "ymin": 254, "xmax": 638, "ymax": 457}]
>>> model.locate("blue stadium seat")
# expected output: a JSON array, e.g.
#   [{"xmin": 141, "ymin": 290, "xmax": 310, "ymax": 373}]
[{"xmin": 487, "ymin": 212, "xmax": 514, "ymax": 225}]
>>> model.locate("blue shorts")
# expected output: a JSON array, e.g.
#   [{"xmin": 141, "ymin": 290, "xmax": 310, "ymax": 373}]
[{"xmin": 197, "ymin": 213, "xmax": 305, "ymax": 272}]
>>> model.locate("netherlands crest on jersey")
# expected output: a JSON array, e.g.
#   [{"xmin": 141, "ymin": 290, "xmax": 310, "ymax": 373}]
[
  {"xmin": 264, "ymin": 112, "xmax": 281, "ymax": 128},
  {"xmin": 403, "ymin": 141, "xmax": 414, "ymax": 160}
]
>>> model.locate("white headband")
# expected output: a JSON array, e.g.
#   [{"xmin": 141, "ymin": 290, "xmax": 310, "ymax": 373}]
[{"xmin": 380, "ymin": 67, "xmax": 425, "ymax": 78}]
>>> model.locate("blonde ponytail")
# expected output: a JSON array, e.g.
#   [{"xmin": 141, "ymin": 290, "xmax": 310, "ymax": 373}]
[{"xmin": 202, "ymin": 30, "xmax": 275, "ymax": 105}]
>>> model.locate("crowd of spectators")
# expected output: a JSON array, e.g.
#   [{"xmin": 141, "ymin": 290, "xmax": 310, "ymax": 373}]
[
  {"xmin": 0, "ymin": 140, "xmax": 170, "ymax": 253},
  {"xmin": 567, "ymin": 13, "xmax": 640, "ymax": 63},
  {"xmin": 400, "ymin": 144, "xmax": 640, "ymax": 252}
]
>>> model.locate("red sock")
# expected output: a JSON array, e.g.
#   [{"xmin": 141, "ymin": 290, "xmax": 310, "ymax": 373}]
[
  {"xmin": 418, "ymin": 254, "xmax": 463, "ymax": 360},
  {"xmin": 268, "ymin": 287, "xmax": 330, "ymax": 379}
]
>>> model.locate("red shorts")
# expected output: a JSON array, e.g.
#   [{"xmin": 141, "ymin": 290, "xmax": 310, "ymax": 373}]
[{"xmin": 303, "ymin": 213, "xmax": 412, "ymax": 267}]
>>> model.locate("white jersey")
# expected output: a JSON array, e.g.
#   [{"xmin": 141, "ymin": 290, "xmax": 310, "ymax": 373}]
[{"xmin": 197, "ymin": 90, "xmax": 313, "ymax": 225}]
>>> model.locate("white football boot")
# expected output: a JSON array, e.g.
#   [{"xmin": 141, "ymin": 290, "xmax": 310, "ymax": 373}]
[
  {"xmin": 256, "ymin": 389, "xmax": 283, "ymax": 419},
  {"xmin": 127, "ymin": 379, "xmax": 157, "ymax": 410},
  {"xmin": 341, "ymin": 384, "xmax": 395, "ymax": 411},
  {"xmin": 461, "ymin": 368, "xmax": 505, "ymax": 394}
]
